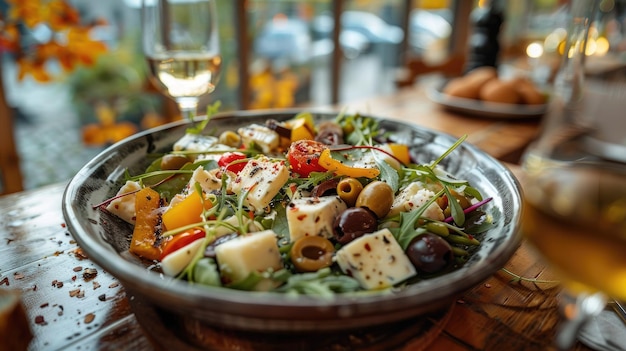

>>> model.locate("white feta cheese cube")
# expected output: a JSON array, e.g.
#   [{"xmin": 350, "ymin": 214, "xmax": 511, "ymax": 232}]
[
  {"xmin": 230, "ymin": 157, "xmax": 289, "ymax": 213},
  {"xmin": 105, "ymin": 181, "xmax": 142, "ymax": 224},
  {"xmin": 335, "ymin": 228, "xmax": 416, "ymax": 290},
  {"xmin": 238, "ymin": 124, "xmax": 280, "ymax": 154},
  {"xmin": 160, "ymin": 239, "xmax": 204, "ymax": 277},
  {"xmin": 286, "ymin": 196, "xmax": 347, "ymax": 242},
  {"xmin": 387, "ymin": 183, "xmax": 444, "ymax": 220},
  {"xmin": 215, "ymin": 230, "xmax": 283, "ymax": 291},
  {"xmin": 173, "ymin": 134, "xmax": 219, "ymax": 160},
  {"xmin": 187, "ymin": 166, "xmax": 222, "ymax": 193}
]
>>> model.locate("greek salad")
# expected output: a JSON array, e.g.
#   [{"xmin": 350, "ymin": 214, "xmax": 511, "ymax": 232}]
[{"xmin": 100, "ymin": 108, "xmax": 495, "ymax": 296}]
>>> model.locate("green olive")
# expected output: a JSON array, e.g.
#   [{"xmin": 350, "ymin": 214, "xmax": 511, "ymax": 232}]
[
  {"xmin": 355, "ymin": 181, "xmax": 394, "ymax": 218},
  {"xmin": 218, "ymin": 131, "xmax": 241, "ymax": 147},
  {"xmin": 160, "ymin": 154, "xmax": 190, "ymax": 170},
  {"xmin": 336, "ymin": 178, "xmax": 363, "ymax": 207},
  {"xmin": 290, "ymin": 236, "xmax": 334, "ymax": 272}
]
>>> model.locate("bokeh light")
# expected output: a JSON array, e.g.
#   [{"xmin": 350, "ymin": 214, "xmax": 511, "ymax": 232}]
[{"xmin": 526, "ymin": 41, "xmax": 544, "ymax": 58}]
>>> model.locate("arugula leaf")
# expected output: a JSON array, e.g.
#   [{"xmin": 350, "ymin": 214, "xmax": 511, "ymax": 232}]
[
  {"xmin": 442, "ymin": 185, "xmax": 465, "ymax": 226},
  {"xmin": 186, "ymin": 101, "xmax": 221, "ymax": 134},
  {"xmin": 430, "ymin": 134, "xmax": 467, "ymax": 168},
  {"xmin": 271, "ymin": 203, "xmax": 290, "ymax": 239},
  {"xmin": 374, "ymin": 154, "xmax": 400, "ymax": 193},
  {"xmin": 394, "ymin": 188, "xmax": 445, "ymax": 249}
]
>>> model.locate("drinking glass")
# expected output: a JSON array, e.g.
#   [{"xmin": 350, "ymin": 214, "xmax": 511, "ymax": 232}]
[
  {"xmin": 519, "ymin": 0, "xmax": 626, "ymax": 349},
  {"xmin": 141, "ymin": 0, "xmax": 221, "ymax": 121}
]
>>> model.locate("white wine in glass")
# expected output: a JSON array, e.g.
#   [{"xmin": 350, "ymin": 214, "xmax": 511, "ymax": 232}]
[
  {"xmin": 141, "ymin": 0, "xmax": 221, "ymax": 120},
  {"xmin": 520, "ymin": 0, "xmax": 626, "ymax": 349}
]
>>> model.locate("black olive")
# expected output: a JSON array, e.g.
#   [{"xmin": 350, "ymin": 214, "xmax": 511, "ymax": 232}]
[
  {"xmin": 333, "ymin": 207, "xmax": 377, "ymax": 244},
  {"xmin": 311, "ymin": 177, "xmax": 340, "ymax": 197},
  {"xmin": 406, "ymin": 233, "xmax": 453, "ymax": 274},
  {"xmin": 315, "ymin": 121, "xmax": 344, "ymax": 145},
  {"xmin": 204, "ymin": 233, "xmax": 239, "ymax": 258}
]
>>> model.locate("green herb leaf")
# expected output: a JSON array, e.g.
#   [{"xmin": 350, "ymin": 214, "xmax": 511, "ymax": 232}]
[
  {"xmin": 394, "ymin": 188, "xmax": 445, "ymax": 249},
  {"xmin": 186, "ymin": 101, "xmax": 221, "ymax": 134},
  {"xmin": 374, "ymin": 154, "xmax": 400, "ymax": 192},
  {"xmin": 192, "ymin": 258, "xmax": 221, "ymax": 286}
]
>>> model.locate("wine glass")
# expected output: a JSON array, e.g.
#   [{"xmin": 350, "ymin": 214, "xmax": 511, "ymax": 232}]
[
  {"xmin": 141, "ymin": 0, "xmax": 222, "ymax": 121},
  {"xmin": 519, "ymin": 0, "xmax": 626, "ymax": 349}
]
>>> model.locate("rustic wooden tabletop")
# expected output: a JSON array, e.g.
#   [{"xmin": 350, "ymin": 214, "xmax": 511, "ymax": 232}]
[
  {"xmin": 0, "ymin": 178, "xmax": 597, "ymax": 351},
  {"xmin": 0, "ymin": 83, "xmax": 602, "ymax": 350}
]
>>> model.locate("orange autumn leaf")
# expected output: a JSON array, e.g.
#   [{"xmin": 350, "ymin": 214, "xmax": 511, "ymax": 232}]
[
  {"xmin": 64, "ymin": 27, "xmax": 108, "ymax": 66},
  {"xmin": 82, "ymin": 122, "xmax": 138, "ymax": 146},
  {"xmin": 16, "ymin": 58, "xmax": 52, "ymax": 82},
  {"xmin": 7, "ymin": 0, "xmax": 45, "ymax": 28},
  {"xmin": 0, "ymin": 25, "xmax": 20, "ymax": 52},
  {"xmin": 45, "ymin": 0, "xmax": 81, "ymax": 30},
  {"xmin": 4, "ymin": 0, "xmax": 107, "ymax": 81}
]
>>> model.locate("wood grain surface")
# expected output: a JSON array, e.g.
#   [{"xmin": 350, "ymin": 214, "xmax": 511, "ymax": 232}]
[{"xmin": 0, "ymin": 84, "xmax": 602, "ymax": 351}]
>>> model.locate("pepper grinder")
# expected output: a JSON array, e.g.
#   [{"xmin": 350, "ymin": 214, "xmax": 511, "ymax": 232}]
[{"xmin": 465, "ymin": 0, "xmax": 504, "ymax": 73}]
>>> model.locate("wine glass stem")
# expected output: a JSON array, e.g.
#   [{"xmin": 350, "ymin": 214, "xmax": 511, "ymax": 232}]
[{"xmin": 177, "ymin": 97, "xmax": 199, "ymax": 121}]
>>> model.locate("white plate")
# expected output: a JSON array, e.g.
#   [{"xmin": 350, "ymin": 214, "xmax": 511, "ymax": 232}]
[{"xmin": 427, "ymin": 82, "xmax": 548, "ymax": 119}]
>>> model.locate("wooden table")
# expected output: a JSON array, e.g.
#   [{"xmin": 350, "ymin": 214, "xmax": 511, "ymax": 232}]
[
  {"xmin": 1, "ymin": 178, "xmax": 597, "ymax": 351},
  {"xmin": 0, "ymin": 85, "xmax": 597, "ymax": 350}
]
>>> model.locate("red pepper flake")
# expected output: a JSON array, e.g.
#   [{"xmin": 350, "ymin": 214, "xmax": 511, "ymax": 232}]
[
  {"xmin": 34, "ymin": 315, "xmax": 46, "ymax": 325},
  {"xmin": 297, "ymin": 214, "xmax": 307, "ymax": 221},
  {"xmin": 40, "ymin": 303, "xmax": 49, "ymax": 308},
  {"xmin": 61, "ymin": 223, "xmax": 66, "ymax": 228},
  {"xmin": 69, "ymin": 289, "xmax": 82, "ymax": 298},
  {"xmin": 0, "ymin": 277, "xmax": 8, "ymax": 286},
  {"xmin": 72, "ymin": 248, "xmax": 88, "ymax": 260},
  {"xmin": 73, "ymin": 266, "xmax": 83, "ymax": 272},
  {"xmin": 364, "ymin": 243, "xmax": 372, "ymax": 252}
]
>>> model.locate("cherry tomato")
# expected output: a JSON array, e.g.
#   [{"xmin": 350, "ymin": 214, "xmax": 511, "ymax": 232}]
[
  {"xmin": 160, "ymin": 228, "xmax": 205, "ymax": 260},
  {"xmin": 288, "ymin": 140, "xmax": 327, "ymax": 177},
  {"xmin": 218, "ymin": 152, "xmax": 248, "ymax": 173}
]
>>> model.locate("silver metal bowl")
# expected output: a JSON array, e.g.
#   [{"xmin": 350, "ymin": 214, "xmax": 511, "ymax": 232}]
[{"xmin": 62, "ymin": 109, "xmax": 522, "ymax": 333}]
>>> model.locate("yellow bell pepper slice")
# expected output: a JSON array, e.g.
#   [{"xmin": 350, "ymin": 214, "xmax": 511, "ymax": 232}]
[
  {"xmin": 162, "ymin": 190, "xmax": 213, "ymax": 231},
  {"xmin": 285, "ymin": 113, "xmax": 315, "ymax": 142},
  {"xmin": 386, "ymin": 143, "xmax": 410, "ymax": 165},
  {"xmin": 130, "ymin": 187, "xmax": 163, "ymax": 260},
  {"xmin": 318, "ymin": 148, "xmax": 380, "ymax": 178}
]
